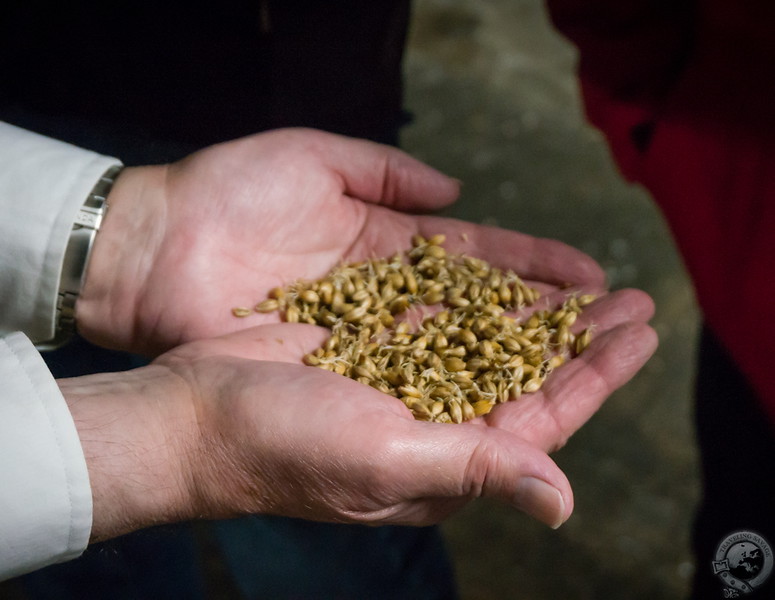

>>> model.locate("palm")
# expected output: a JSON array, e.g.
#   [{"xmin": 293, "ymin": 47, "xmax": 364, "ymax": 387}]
[
  {"xmin": 174, "ymin": 278, "xmax": 654, "ymax": 450},
  {"xmin": 82, "ymin": 128, "xmax": 612, "ymax": 361},
  {"xmin": 120, "ymin": 131, "xmax": 384, "ymax": 353}
]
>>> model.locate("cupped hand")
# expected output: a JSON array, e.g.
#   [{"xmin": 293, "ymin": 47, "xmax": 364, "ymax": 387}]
[
  {"xmin": 180, "ymin": 288, "xmax": 658, "ymax": 530},
  {"xmin": 63, "ymin": 283, "xmax": 655, "ymax": 543},
  {"xmin": 212, "ymin": 287, "xmax": 659, "ymax": 458},
  {"xmin": 64, "ymin": 325, "xmax": 569, "ymax": 543},
  {"xmin": 77, "ymin": 128, "xmax": 605, "ymax": 355}
]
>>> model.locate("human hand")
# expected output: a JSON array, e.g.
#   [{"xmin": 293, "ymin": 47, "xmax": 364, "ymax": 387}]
[
  {"xmin": 76, "ymin": 128, "xmax": 605, "ymax": 355},
  {"xmin": 62, "ymin": 289, "xmax": 655, "ymax": 543}
]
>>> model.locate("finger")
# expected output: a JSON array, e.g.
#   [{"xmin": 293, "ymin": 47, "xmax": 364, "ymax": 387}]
[
  {"xmin": 312, "ymin": 131, "xmax": 461, "ymax": 211},
  {"xmin": 413, "ymin": 217, "xmax": 606, "ymax": 287},
  {"xmin": 572, "ymin": 288, "xmax": 655, "ymax": 330},
  {"xmin": 346, "ymin": 214, "xmax": 606, "ymax": 288},
  {"xmin": 384, "ymin": 422, "xmax": 574, "ymax": 529},
  {"xmin": 503, "ymin": 287, "xmax": 654, "ymax": 346},
  {"xmin": 485, "ymin": 321, "xmax": 658, "ymax": 452}
]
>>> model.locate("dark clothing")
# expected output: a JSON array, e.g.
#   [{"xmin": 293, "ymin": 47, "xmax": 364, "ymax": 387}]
[
  {"xmin": 691, "ymin": 327, "xmax": 775, "ymax": 599},
  {"xmin": 0, "ymin": 1, "xmax": 411, "ymax": 158}
]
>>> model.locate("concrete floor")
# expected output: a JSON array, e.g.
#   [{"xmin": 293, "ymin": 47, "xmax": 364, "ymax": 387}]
[{"xmin": 401, "ymin": 1, "xmax": 702, "ymax": 598}]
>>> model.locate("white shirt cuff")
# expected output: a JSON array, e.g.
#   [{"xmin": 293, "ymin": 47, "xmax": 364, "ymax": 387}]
[
  {"xmin": 0, "ymin": 121, "xmax": 121, "ymax": 343},
  {"xmin": 0, "ymin": 332, "xmax": 92, "ymax": 580}
]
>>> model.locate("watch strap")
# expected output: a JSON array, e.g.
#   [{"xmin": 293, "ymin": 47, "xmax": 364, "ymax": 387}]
[{"xmin": 43, "ymin": 164, "xmax": 123, "ymax": 349}]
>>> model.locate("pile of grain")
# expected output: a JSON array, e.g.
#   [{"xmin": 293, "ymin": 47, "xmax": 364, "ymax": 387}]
[{"xmin": 234, "ymin": 234, "xmax": 593, "ymax": 422}]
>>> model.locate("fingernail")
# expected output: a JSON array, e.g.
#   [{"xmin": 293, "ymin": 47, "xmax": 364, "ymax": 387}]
[{"xmin": 514, "ymin": 477, "xmax": 567, "ymax": 529}]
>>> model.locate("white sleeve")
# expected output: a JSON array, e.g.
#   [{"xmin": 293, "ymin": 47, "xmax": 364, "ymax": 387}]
[
  {"xmin": 0, "ymin": 123, "xmax": 121, "ymax": 579},
  {"xmin": 0, "ymin": 121, "xmax": 121, "ymax": 343},
  {"xmin": 0, "ymin": 332, "xmax": 92, "ymax": 580}
]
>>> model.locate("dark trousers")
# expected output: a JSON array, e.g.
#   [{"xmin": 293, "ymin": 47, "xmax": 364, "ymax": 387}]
[{"xmin": 690, "ymin": 327, "xmax": 775, "ymax": 599}]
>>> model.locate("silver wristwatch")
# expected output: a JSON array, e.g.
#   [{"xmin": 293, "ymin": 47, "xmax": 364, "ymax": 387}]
[{"xmin": 43, "ymin": 164, "xmax": 123, "ymax": 349}]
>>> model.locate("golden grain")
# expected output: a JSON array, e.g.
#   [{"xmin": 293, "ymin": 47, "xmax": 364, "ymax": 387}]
[
  {"xmin": 302, "ymin": 353, "xmax": 320, "ymax": 366},
  {"xmin": 575, "ymin": 328, "xmax": 592, "ymax": 355},
  {"xmin": 236, "ymin": 233, "xmax": 592, "ymax": 423},
  {"xmin": 255, "ymin": 299, "xmax": 280, "ymax": 313},
  {"xmin": 522, "ymin": 377, "xmax": 544, "ymax": 394},
  {"xmin": 298, "ymin": 290, "xmax": 319, "ymax": 304}
]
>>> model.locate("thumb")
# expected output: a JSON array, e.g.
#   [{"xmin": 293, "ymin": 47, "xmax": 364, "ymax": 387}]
[
  {"xmin": 316, "ymin": 131, "xmax": 461, "ymax": 211},
  {"xmin": 398, "ymin": 423, "xmax": 573, "ymax": 529}
]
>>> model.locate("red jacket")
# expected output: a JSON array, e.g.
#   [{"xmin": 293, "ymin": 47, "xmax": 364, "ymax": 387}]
[{"xmin": 546, "ymin": 1, "xmax": 775, "ymax": 426}]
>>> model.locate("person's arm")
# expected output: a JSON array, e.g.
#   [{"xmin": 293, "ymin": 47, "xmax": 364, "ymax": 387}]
[
  {"xmin": 58, "ymin": 318, "xmax": 656, "ymax": 545},
  {"xmin": 0, "ymin": 122, "xmax": 121, "ymax": 578},
  {"xmin": 0, "ymin": 332, "xmax": 91, "ymax": 580},
  {"xmin": 0, "ymin": 121, "xmax": 120, "ymax": 342},
  {"xmin": 73, "ymin": 127, "xmax": 608, "ymax": 356},
  {"xmin": 1, "ymin": 286, "xmax": 657, "ymax": 582},
  {"xmin": 0, "ymin": 123, "xmax": 658, "ymax": 581}
]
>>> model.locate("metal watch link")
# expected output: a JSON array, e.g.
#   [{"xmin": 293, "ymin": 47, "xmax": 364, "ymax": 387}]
[{"xmin": 42, "ymin": 164, "xmax": 123, "ymax": 349}]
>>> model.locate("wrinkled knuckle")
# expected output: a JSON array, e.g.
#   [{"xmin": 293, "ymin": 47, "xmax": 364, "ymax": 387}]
[{"xmin": 464, "ymin": 439, "xmax": 500, "ymax": 498}]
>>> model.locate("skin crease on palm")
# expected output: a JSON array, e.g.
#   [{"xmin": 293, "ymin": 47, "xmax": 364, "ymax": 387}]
[{"xmin": 59, "ymin": 128, "xmax": 657, "ymax": 545}]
